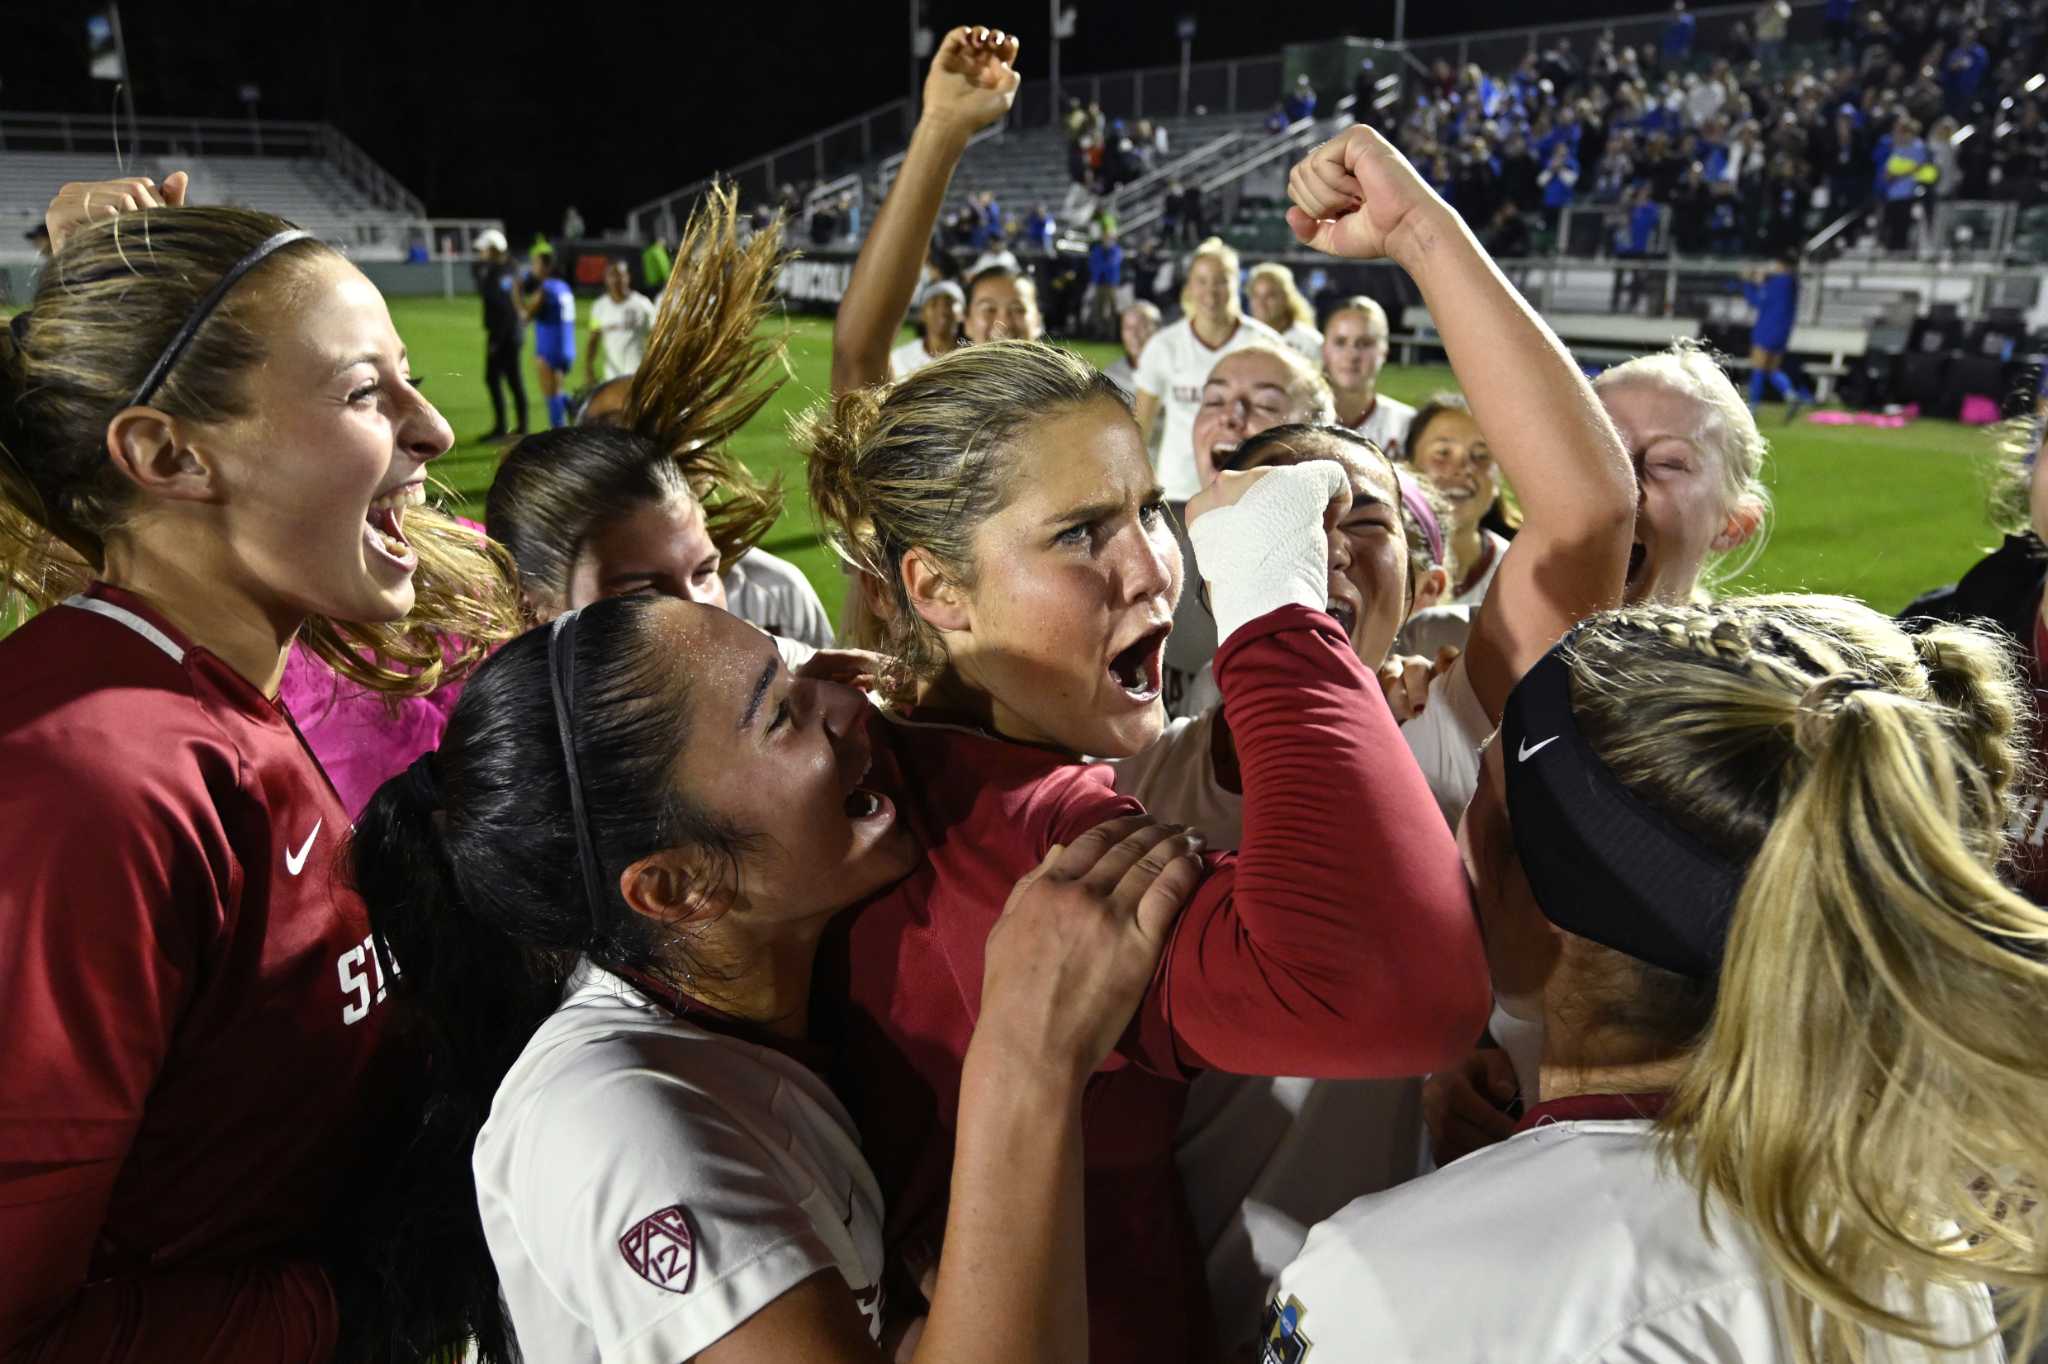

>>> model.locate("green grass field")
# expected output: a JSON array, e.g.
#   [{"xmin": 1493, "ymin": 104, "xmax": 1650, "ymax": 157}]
[{"xmin": 5, "ymin": 295, "xmax": 2020, "ymax": 628}]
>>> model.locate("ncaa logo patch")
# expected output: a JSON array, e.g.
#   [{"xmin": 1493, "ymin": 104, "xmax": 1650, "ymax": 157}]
[
  {"xmin": 1259, "ymin": 1293, "xmax": 1314, "ymax": 1363},
  {"xmin": 619, "ymin": 1205, "xmax": 696, "ymax": 1293}
]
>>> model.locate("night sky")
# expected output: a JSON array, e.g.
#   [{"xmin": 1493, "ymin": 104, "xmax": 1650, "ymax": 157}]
[{"xmin": 3, "ymin": 0, "xmax": 1680, "ymax": 238}]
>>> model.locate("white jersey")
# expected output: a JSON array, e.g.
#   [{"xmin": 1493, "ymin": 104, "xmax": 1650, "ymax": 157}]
[
  {"xmin": 1134, "ymin": 315, "xmax": 1286, "ymax": 501},
  {"xmin": 724, "ymin": 548, "xmax": 835, "ymax": 652},
  {"xmin": 1450, "ymin": 528, "xmax": 1511, "ymax": 610},
  {"xmin": 1267, "ymin": 1115, "xmax": 2000, "ymax": 1364},
  {"xmin": 1399, "ymin": 656, "xmax": 1493, "ymax": 830},
  {"xmin": 475, "ymin": 960, "xmax": 887, "ymax": 1362},
  {"xmin": 1346, "ymin": 393, "xmax": 1418, "ymax": 461},
  {"xmin": 1105, "ymin": 706, "xmax": 1243, "ymax": 847},
  {"xmin": 890, "ymin": 335, "xmax": 944, "ymax": 380},
  {"xmin": 589, "ymin": 291, "xmax": 657, "ymax": 381},
  {"xmin": 1278, "ymin": 320, "xmax": 1325, "ymax": 366}
]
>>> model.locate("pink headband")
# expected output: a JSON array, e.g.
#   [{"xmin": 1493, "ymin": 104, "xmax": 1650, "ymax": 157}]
[{"xmin": 1395, "ymin": 470, "xmax": 1446, "ymax": 567}]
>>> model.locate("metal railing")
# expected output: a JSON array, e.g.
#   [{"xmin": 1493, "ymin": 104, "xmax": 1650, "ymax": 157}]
[
  {"xmin": 626, "ymin": 0, "xmax": 1836, "ymax": 239},
  {"xmin": 1121, "ymin": 98, "xmax": 1355, "ymax": 238}
]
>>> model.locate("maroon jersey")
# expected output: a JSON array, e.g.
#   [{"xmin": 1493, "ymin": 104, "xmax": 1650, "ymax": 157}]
[
  {"xmin": 0, "ymin": 585, "xmax": 403, "ymax": 1360},
  {"xmin": 821, "ymin": 607, "xmax": 1490, "ymax": 1362}
]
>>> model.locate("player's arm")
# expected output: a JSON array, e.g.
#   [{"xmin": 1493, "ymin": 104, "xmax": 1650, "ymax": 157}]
[
  {"xmin": 1288, "ymin": 125, "xmax": 1635, "ymax": 723},
  {"xmin": 831, "ymin": 27, "xmax": 1019, "ymax": 396},
  {"xmin": 698, "ymin": 821, "xmax": 1198, "ymax": 1364}
]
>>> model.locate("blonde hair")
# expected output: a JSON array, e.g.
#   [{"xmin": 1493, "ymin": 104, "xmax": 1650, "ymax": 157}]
[
  {"xmin": 1983, "ymin": 399, "xmax": 2045, "ymax": 534},
  {"xmin": 1325, "ymin": 294, "xmax": 1390, "ymax": 340},
  {"xmin": 1215, "ymin": 342, "xmax": 1337, "ymax": 425},
  {"xmin": 0, "ymin": 206, "xmax": 518, "ymax": 694},
  {"xmin": 1180, "ymin": 237, "xmax": 1243, "ymax": 320},
  {"xmin": 1561, "ymin": 594, "xmax": 2048, "ymax": 1362},
  {"xmin": 800, "ymin": 340, "xmax": 1125, "ymax": 693},
  {"xmin": 620, "ymin": 183, "xmax": 784, "ymax": 563},
  {"xmin": 1247, "ymin": 261, "xmax": 1315, "ymax": 332},
  {"xmin": 1595, "ymin": 340, "xmax": 1773, "ymax": 588}
]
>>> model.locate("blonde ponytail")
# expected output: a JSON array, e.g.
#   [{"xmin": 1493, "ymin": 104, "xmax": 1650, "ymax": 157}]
[{"xmin": 1564, "ymin": 597, "xmax": 2048, "ymax": 1360}]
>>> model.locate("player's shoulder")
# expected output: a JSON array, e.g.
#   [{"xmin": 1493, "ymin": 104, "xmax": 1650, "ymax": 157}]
[
  {"xmin": 1237, "ymin": 315, "xmax": 1285, "ymax": 343},
  {"xmin": 730, "ymin": 547, "xmax": 818, "ymax": 597}
]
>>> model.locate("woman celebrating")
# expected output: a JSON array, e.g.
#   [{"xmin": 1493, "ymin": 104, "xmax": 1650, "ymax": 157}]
[
  {"xmin": 0, "ymin": 177, "xmax": 519, "ymax": 1356},
  {"xmin": 352, "ymin": 594, "xmax": 1207, "ymax": 1362},
  {"xmin": 1319, "ymin": 295, "xmax": 1415, "ymax": 456},
  {"xmin": 1405, "ymin": 393, "xmax": 1515, "ymax": 609},
  {"xmin": 1245, "ymin": 261, "xmax": 1325, "ymax": 365},
  {"xmin": 1132, "ymin": 236, "xmax": 1285, "ymax": 502},
  {"xmin": 1269, "ymin": 595, "xmax": 2043, "ymax": 1362}
]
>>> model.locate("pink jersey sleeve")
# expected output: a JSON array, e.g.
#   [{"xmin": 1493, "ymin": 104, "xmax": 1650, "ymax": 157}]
[
  {"xmin": 0, "ymin": 752, "xmax": 338, "ymax": 1360},
  {"xmin": 1114, "ymin": 606, "xmax": 1491, "ymax": 1080}
]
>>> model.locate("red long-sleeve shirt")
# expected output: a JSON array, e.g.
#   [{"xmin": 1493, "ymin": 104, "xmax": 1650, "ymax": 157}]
[
  {"xmin": 818, "ymin": 607, "xmax": 1490, "ymax": 1362},
  {"xmin": 0, "ymin": 586, "xmax": 405, "ymax": 1361}
]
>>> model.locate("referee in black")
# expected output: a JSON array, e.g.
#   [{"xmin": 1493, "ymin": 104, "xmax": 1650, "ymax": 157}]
[{"xmin": 472, "ymin": 228, "xmax": 528, "ymax": 442}]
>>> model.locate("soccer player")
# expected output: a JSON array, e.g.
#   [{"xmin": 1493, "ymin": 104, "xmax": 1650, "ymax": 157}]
[
  {"xmin": 0, "ymin": 175, "xmax": 519, "ymax": 1357},
  {"xmin": 1246, "ymin": 261, "xmax": 1325, "ymax": 364},
  {"xmin": 520, "ymin": 245, "xmax": 576, "ymax": 428},
  {"xmin": 352, "ymin": 602, "xmax": 1206, "ymax": 1361},
  {"xmin": 583, "ymin": 258, "xmax": 656, "ymax": 389},
  {"xmin": 1320, "ymin": 295, "xmax": 1416, "ymax": 457},
  {"xmin": 472, "ymin": 227, "xmax": 528, "ymax": 441},
  {"xmin": 1741, "ymin": 251, "xmax": 1813, "ymax": 420},
  {"xmin": 889, "ymin": 279, "xmax": 965, "ymax": 379},
  {"xmin": 1267, "ymin": 596, "xmax": 2039, "ymax": 1362},
  {"xmin": 1130, "ymin": 237, "xmax": 1285, "ymax": 503},
  {"xmin": 803, "ymin": 338, "xmax": 1492, "ymax": 1360}
]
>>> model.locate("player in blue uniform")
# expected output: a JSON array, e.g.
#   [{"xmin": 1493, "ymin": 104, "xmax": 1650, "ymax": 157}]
[
  {"xmin": 1741, "ymin": 251, "xmax": 1812, "ymax": 421},
  {"xmin": 520, "ymin": 247, "xmax": 576, "ymax": 428}
]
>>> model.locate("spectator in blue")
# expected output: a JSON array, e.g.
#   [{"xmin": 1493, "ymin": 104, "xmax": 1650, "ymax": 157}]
[
  {"xmin": 1741, "ymin": 252, "xmax": 1813, "ymax": 417},
  {"xmin": 1024, "ymin": 203, "xmax": 1057, "ymax": 253},
  {"xmin": 1266, "ymin": 102, "xmax": 1292, "ymax": 134},
  {"xmin": 1943, "ymin": 29, "xmax": 1989, "ymax": 117},
  {"xmin": 981, "ymin": 192, "xmax": 1004, "ymax": 247},
  {"xmin": 1085, "ymin": 228, "xmax": 1124, "ymax": 339},
  {"xmin": 1878, "ymin": 114, "xmax": 1938, "ymax": 251},
  {"xmin": 1662, "ymin": 0, "xmax": 1697, "ymax": 68},
  {"xmin": 1610, "ymin": 183, "xmax": 1664, "ymax": 311},
  {"xmin": 1284, "ymin": 74, "xmax": 1318, "ymax": 122},
  {"xmin": 1539, "ymin": 141, "xmax": 1582, "ymax": 226}
]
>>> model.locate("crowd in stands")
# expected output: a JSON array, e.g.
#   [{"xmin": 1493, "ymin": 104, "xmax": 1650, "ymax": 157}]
[
  {"xmin": 10, "ymin": 19, "xmax": 2048, "ymax": 1364},
  {"xmin": 1382, "ymin": 0, "xmax": 2048, "ymax": 258}
]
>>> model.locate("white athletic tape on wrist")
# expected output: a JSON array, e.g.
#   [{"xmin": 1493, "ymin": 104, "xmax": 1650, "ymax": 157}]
[{"xmin": 1187, "ymin": 459, "xmax": 1347, "ymax": 645}]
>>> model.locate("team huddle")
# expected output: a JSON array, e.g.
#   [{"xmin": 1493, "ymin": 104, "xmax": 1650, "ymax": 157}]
[{"xmin": 4, "ymin": 25, "xmax": 2047, "ymax": 1364}]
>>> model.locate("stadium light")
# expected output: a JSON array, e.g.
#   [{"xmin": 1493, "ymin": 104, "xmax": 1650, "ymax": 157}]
[
  {"xmin": 2028, "ymin": 72, "xmax": 2045, "ymax": 93},
  {"xmin": 1952, "ymin": 123, "xmax": 1975, "ymax": 145}
]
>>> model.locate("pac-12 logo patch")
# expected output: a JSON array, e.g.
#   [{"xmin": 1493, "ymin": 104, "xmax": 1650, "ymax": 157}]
[
  {"xmin": 619, "ymin": 1205, "xmax": 696, "ymax": 1293},
  {"xmin": 1259, "ymin": 1293, "xmax": 1314, "ymax": 1363}
]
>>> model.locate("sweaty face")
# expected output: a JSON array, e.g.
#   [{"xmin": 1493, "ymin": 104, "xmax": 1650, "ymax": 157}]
[
  {"xmin": 1245, "ymin": 434, "xmax": 1409, "ymax": 668},
  {"xmin": 948, "ymin": 397, "xmax": 1181, "ymax": 759},
  {"xmin": 1322, "ymin": 309, "xmax": 1388, "ymax": 390},
  {"xmin": 564, "ymin": 494, "xmax": 727, "ymax": 613},
  {"xmin": 1599, "ymin": 379, "xmax": 1750, "ymax": 605},
  {"xmin": 196, "ymin": 255, "xmax": 452, "ymax": 627},
  {"xmin": 1120, "ymin": 307, "xmax": 1159, "ymax": 365},
  {"xmin": 1184, "ymin": 255, "xmax": 1236, "ymax": 324},
  {"xmin": 1248, "ymin": 275, "xmax": 1293, "ymax": 331},
  {"xmin": 1411, "ymin": 410, "xmax": 1497, "ymax": 536},
  {"xmin": 965, "ymin": 276, "xmax": 1043, "ymax": 343},
  {"xmin": 1192, "ymin": 350, "xmax": 1311, "ymax": 488},
  {"xmin": 657, "ymin": 602, "xmax": 918, "ymax": 921}
]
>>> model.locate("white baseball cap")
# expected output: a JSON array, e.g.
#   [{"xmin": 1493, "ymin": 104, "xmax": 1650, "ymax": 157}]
[{"xmin": 472, "ymin": 228, "xmax": 508, "ymax": 252}]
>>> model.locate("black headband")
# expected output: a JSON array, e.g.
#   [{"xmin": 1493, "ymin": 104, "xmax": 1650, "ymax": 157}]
[
  {"xmin": 1501, "ymin": 638, "xmax": 1747, "ymax": 981},
  {"xmin": 128, "ymin": 228, "xmax": 312, "ymax": 408},
  {"xmin": 547, "ymin": 610, "xmax": 614, "ymax": 926}
]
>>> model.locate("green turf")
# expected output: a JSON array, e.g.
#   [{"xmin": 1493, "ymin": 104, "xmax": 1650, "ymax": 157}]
[{"xmin": 4, "ymin": 296, "xmax": 2017, "ymax": 629}]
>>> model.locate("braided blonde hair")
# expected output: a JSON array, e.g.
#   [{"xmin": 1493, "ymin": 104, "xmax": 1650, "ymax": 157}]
[{"xmin": 1559, "ymin": 594, "xmax": 2048, "ymax": 1361}]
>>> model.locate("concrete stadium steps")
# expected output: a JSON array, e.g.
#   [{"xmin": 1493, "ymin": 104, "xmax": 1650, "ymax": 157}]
[{"xmin": 1, "ymin": 147, "xmax": 417, "ymax": 260}]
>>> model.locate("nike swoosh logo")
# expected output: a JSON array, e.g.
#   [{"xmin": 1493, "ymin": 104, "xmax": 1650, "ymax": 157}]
[
  {"xmin": 1517, "ymin": 736, "xmax": 1561, "ymax": 763},
  {"xmin": 285, "ymin": 819, "xmax": 323, "ymax": 876}
]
